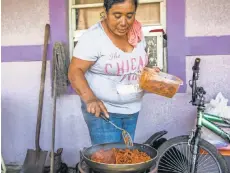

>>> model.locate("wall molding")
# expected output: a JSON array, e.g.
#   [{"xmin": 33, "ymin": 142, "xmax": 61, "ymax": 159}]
[
  {"xmin": 1, "ymin": 45, "xmax": 47, "ymax": 62},
  {"xmin": 186, "ymin": 36, "xmax": 230, "ymax": 56}
]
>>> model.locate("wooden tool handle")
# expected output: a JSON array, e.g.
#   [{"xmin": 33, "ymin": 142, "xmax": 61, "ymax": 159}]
[
  {"xmin": 50, "ymin": 60, "xmax": 57, "ymax": 173},
  {"xmin": 35, "ymin": 24, "xmax": 50, "ymax": 151}
]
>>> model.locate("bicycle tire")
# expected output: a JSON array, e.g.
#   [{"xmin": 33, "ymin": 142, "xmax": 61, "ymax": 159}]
[{"xmin": 156, "ymin": 135, "xmax": 229, "ymax": 173}]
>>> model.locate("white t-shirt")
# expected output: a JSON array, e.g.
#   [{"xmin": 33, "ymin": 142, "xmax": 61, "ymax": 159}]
[{"xmin": 73, "ymin": 22, "xmax": 148, "ymax": 114}]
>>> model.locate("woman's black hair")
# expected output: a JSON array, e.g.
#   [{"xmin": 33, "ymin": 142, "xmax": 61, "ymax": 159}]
[{"xmin": 104, "ymin": 0, "xmax": 138, "ymax": 12}]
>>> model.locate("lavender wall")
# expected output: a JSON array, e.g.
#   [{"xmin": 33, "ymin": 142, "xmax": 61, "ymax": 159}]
[
  {"xmin": 1, "ymin": 0, "xmax": 230, "ymax": 167},
  {"xmin": 1, "ymin": 62, "xmax": 197, "ymax": 166}
]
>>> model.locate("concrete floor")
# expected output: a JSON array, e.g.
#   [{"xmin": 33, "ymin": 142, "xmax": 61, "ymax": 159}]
[
  {"xmin": 225, "ymin": 156, "xmax": 230, "ymax": 170},
  {"xmin": 4, "ymin": 156, "xmax": 230, "ymax": 173},
  {"xmin": 4, "ymin": 165, "xmax": 76, "ymax": 173}
]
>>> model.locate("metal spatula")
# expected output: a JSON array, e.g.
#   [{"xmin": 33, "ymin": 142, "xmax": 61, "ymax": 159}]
[{"xmin": 100, "ymin": 114, "xmax": 133, "ymax": 147}]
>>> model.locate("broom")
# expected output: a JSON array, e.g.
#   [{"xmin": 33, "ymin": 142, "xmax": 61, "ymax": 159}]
[{"xmin": 50, "ymin": 42, "xmax": 70, "ymax": 173}]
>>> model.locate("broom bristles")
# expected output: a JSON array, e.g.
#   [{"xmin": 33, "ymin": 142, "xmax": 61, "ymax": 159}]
[{"xmin": 52, "ymin": 42, "xmax": 70, "ymax": 97}]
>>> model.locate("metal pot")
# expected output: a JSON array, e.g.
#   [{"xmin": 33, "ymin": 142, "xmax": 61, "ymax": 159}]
[{"xmin": 81, "ymin": 142, "xmax": 158, "ymax": 173}]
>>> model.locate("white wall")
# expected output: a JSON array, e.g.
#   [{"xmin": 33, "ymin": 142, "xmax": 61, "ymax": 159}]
[
  {"xmin": 1, "ymin": 0, "xmax": 50, "ymax": 46},
  {"xmin": 186, "ymin": 55, "xmax": 230, "ymax": 100},
  {"xmin": 186, "ymin": 0, "xmax": 230, "ymax": 36}
]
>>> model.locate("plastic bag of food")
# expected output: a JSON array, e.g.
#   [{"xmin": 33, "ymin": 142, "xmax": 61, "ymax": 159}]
[
  {"xmin": 200, "ymin": 92, "xmax": 230, "ymax": 145},
  {"xmin": 139, "ymin": 67, "xmax": 183, "ymax": 98}
]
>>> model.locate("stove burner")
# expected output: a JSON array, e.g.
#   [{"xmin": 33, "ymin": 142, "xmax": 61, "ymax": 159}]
[{"xmin": 77, "ymin": 160, "xmax": 96, "ymax": 173}]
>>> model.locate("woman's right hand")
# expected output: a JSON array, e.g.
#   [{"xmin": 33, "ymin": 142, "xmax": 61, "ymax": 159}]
[{"xmin": 86, "ymin": 99, "xmax": 109, "ymax": 118}]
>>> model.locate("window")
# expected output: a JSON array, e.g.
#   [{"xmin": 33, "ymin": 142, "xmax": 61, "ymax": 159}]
[{"xmin": 68, "ymin": 0, "xmax": 166, "ymax": 58}]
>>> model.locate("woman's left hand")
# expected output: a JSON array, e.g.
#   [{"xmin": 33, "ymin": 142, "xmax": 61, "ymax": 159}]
[
  {"xmin": 152, "ymin": 66, "xmax": 161, "ymax": 72},
  {"xmin": 144, "ymin": 66, "xmax": 161, "ymax": 73}
]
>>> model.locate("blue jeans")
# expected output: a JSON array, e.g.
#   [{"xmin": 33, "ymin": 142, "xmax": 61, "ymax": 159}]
[{"xmin": 81, "ymin": 102, "xmax": 139, "ymax": 145}]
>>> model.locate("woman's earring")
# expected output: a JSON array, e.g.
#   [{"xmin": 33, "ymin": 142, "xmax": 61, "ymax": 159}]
[{"xmin": 100, "ymin": 11, "xmax": 106, "ymax": 20}]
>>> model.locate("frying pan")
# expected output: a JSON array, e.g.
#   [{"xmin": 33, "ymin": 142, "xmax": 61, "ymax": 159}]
[{"xmin": 81, "ymin": 142, "xmax": 158, "ymax": 173}]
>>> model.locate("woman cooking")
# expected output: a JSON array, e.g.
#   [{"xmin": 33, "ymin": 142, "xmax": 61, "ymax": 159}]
[{"xmin": 68, "ymin": 0, "xmax": 159, "ymax": 145}]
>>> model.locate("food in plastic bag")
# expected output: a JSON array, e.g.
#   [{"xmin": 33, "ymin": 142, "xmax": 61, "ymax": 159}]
[
  {"xmin": 205, "ymin": 92, "xmax": 230, "ymax": 119},
  {"xmin": 200, "ymin": 92, "xmax": 230, "ymax": 144},
  {"xmin": 139, "ymin": 67, "xmax": 183, "ymax": 98}
]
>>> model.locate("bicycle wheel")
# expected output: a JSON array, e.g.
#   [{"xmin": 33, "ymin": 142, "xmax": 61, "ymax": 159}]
[{"xmin": 156, "ymin": 135, "xmax": 229, "ymax": 173}]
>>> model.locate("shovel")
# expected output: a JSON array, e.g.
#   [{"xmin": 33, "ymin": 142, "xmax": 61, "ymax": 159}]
[{"xmin": 20, "ymin": 24, "xmax": 50, "ymax": 173}]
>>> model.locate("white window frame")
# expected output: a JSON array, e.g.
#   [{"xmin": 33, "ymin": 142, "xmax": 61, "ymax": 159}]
[{"xmin": 68, "ymin": 0, "xmax": 166, "ymax": 58}]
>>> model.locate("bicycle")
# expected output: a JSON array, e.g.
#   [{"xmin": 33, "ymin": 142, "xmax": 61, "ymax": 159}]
[{"xmin": 156, "ymin": 58, "xmax": 230, "ymax": 173}]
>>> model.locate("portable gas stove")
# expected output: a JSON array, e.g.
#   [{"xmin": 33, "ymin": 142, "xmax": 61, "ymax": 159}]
[
  {"xmin": 75, "ymin": 131, "xmax": 168, "ymax": 173},
  {"xmin": 76, "ymin": 149, "xmax": 157, "ymax": 173}
]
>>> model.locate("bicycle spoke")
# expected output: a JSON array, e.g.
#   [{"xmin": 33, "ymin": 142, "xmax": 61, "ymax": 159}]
[
  {"xmin": 158, "ymin": 158, "xmax": 184, "ymax": 172},
  {"xmin": 158, "ymin": 145, "xmax": 190, "ymax": 173},
  {"xmin": 158, "ymin": 167, "xmax": 183, "ymax": 173},
  {"xmin": 158, "ymin": 141, "xmax": 222, "ymax": 173},
  {"xmin": 197, "ymin": 154, "xmax": 219, "ymax": 173},
  {"xmin": 162, "ymin": 150, "xmax": 184, "ymax": 170},
  {"xmin": 176, "ymin": 145, "xmax": 188, "ymax": 171},
  {"xmin": 159, "ymin": 152, "xmax": 184, "ymax": 172},
  {"xmin": 186, "ymin": 144, "xmax": 192, "ymax": 172},
  {"xmin": 167, "ymin": 146, "xmax": 185, "ymax": 170}
]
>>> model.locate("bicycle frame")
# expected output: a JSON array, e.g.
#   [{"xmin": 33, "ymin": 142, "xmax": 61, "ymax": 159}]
[
  {"xmin": 157, "ymin": 58, "xmax": 229, "ymax": 173},
  {"xmin": 188, "ymin": 58, "xmax": 229, "ymax": 173},
  {"xmin": 189, "ymin": 108, "xmax": 230, "ymax": 172},
  {"xmin": 197, "ymin": 110, "xmax": 230, "ymax": 143}
]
